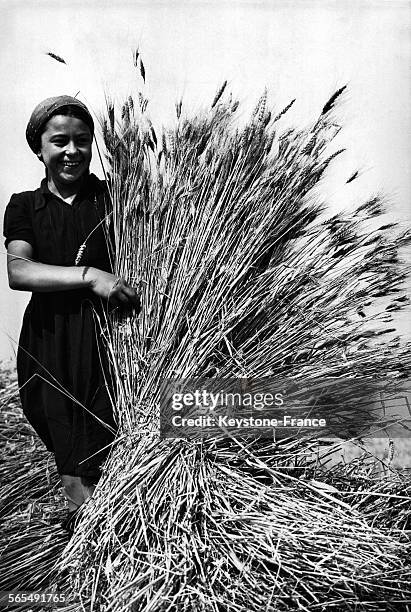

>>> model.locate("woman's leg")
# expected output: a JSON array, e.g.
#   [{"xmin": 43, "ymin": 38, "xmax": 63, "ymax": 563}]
[{"xmin": 60, "ymin": 474, "xmax": 95, "ymax": 511}]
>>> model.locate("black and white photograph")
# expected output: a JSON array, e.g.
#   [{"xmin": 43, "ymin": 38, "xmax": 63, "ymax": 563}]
[{"xmin": 0, "ymin": 1, "xmax": 410, "ymax": 610}]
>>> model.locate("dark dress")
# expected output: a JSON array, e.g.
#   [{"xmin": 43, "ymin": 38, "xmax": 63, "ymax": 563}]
[{"xmin": 3, "ymin": 173, "xmax": 117, "ymax": 484}]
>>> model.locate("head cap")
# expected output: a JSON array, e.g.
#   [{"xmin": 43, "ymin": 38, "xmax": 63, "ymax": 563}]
[{"xmin": 26, "ymin": 95, "xmax": 94, "ymax": 153}]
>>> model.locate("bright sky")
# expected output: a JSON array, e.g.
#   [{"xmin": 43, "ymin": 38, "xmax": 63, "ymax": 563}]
[{"xmin": 0, "ymin": 0, "xmax": 410, "ymax": 360}]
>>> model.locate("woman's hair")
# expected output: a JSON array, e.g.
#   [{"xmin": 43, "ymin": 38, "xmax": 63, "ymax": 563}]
[{"xmin": 26, "ymin": 95, "xmax": 94, "ymax": 154}]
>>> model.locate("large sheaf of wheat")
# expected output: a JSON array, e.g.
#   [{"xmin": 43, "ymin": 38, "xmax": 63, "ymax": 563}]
[{"xmin": 55, "ymin": 74, "xmax": 411, "ymax": 610}]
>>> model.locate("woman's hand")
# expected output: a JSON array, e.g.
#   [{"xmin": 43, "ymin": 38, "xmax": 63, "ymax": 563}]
[{"xmin": 88, "ymin": 268, "xmax": 140, "ymax": 308}]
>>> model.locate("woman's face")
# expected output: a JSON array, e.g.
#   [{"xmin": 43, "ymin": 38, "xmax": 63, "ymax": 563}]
[{"xmin": 38, "ymin": 115, "xmax": 92, "ymax": 186}]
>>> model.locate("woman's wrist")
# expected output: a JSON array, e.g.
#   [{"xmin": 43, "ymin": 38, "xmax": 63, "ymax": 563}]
[{"xmin": 82, "ymin": 266, "xmax": 96, "ymax": 289}]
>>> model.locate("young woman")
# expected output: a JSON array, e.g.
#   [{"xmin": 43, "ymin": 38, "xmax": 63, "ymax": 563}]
[{"xmin": 3, "ymin": 95, "xmax": 138, "ymax": 532}]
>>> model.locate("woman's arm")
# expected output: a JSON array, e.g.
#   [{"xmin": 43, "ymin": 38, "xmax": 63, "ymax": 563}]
[
  {"xmin": 7, "ymin": 240, "xmax": 139, "ymax": 306},
  {"xmin": 7, "ymin": 240, "xmax": 93, "ymax": 291}
]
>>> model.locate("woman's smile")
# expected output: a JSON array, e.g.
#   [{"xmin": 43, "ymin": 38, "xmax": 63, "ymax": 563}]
[
  {"xmin": 61, "ymin": 161, "xmax": 81, "ymax": 167},
  {"xmin": 59, "ymin": 159, "xmax": 84, "ymax": 174}
]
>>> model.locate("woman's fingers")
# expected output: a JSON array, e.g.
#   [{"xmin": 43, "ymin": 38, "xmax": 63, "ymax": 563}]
[
  {"xmin": 121, "ymin": 284, "xmax": 140, "ymax": 306},
  {"xmin": 110, "ymin": 279, "xmax": 140, "ymax": 307},
  {"xmin": 109, "ymin": 289, "xmax": 129, "ymax": 304}
]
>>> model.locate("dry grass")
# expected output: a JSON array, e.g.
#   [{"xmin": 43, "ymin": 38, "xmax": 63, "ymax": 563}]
[{"xmin": 0, "ymin": 365, "xmax": 71, "ymax": 612}]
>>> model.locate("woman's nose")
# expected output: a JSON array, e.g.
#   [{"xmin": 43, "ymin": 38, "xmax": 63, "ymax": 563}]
[{"xmin": 65, "ymin": 140, "xmax": 79, "ymax": 155}]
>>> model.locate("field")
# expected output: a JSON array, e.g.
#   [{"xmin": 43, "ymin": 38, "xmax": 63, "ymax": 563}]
[{"xmin": 1, "ymin": 359, "xmax": 411, "ymax": 611}]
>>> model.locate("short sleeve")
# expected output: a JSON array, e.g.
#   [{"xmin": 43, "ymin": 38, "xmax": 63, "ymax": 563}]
[{"xmin": 3, "ymin": 193, "xmax": 35, "ymax": 248}]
